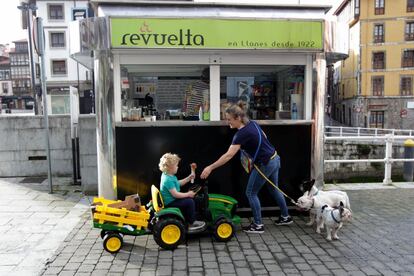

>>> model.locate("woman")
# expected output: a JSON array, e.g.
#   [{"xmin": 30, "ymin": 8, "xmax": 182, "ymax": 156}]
[{"xmin": 200, "ymin": 101, "xmax": 292, "ymax": 233}]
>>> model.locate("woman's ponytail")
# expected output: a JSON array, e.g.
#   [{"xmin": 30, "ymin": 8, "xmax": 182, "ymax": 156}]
[{"xmin": 225, "ymin": 100, "xmax": 250, "ymax": 124}]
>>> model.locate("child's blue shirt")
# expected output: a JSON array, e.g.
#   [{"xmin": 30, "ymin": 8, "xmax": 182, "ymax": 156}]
[{"xmin": 160, "ymin": 172, "xmax": 180, "ymax": 205}]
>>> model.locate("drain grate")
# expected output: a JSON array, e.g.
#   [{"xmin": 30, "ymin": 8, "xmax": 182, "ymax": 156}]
[{"xmin": 20, "ymin": 177, "xmax": 47, "ymax": 183}]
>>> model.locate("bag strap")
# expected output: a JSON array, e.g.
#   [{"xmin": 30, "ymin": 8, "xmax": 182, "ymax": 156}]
[{"xmin": 252, "ymin": 121, "xmax": 262, "ymax": 163}]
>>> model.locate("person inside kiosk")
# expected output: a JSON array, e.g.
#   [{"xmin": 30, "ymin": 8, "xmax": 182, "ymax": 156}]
[{"xmin": 183, "ymin": 67, "xmax": 210, "ymax": 120}]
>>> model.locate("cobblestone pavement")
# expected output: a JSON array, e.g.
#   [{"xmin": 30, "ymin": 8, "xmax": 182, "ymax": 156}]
[
  {"xmin": 41, "ymin": 185, "xmax": 414, "ymax": 276},
  {"xmin": 0, "ymin": 178, "xmax": 89, "ymax": 276}
]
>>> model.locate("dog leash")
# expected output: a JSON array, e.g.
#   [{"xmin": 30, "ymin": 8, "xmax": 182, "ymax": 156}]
[{"xmin": 253, "ymin": 164, "xmax": 297, "ymax": 205}]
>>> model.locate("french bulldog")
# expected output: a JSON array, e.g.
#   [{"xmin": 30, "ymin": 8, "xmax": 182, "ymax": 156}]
[
  {"xmin": 317, "ymin": 202, "xmax": 352, "ymax": 241},
  {"xmin": 296, "ymin": 179, "xmax": 351, "ymax": 232}
]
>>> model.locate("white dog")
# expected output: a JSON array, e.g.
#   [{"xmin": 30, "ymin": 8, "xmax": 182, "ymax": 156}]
[
  {"xmin": 296, "ymin": 179, "xmax": 351, "ymax": 232},
  {"xmin": 317, "ymin": 202, "xmax": 352, "ymax": 241}
]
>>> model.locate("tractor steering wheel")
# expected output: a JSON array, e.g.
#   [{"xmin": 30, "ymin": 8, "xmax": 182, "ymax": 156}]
[
  {"xmin": 189, "ymin": 184, "xmax": 202, "ymax": 194},
  {"xmin": 189, "ymin": 180, "xmax": 208, "ymax": 195}
]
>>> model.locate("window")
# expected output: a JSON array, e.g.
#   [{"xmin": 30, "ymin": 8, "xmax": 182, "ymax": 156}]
[
  {"xmin": 0, "ymin": 70, "xmax": 10, "ymax": 80},
  {"xmin": 406, "ymin": 22, "xmax": 414, "ymax": 41},
  {"xmin": 402, "ymin": 49, "xmax": 414, "ymax": 67},
  {"xmin": 373, "ymin": 52, "xmax": 385, "ymax": 69},
  {"xmin": 408, "ymin": 0, "xmax": 414, "ymax": 12},
  {"xmin": 372, "ymin": 76, "xmax": 384, "ymax": 96},
  {"xmin": 36, "ymin": 64, "xmax": 40, "ymax": 78},
  {"xmin": 220, "ymin": 65, "xmax": 305, "ymax": 120},
  {"xmin": 50, "ymin": 32, "xmax": 65, "ymax": 48},
  {"xmin": 401, "ymin": 76, "xmax": 413, "ymax": 95},
  {"xmin": 48, "ymin": 4, "xmax": 64, "ymax": 20},
  {"xmin": 2, "ymin": 83, "xmax": 8, "ymax": 94},
  {"xmin": 370, "ymin": 111, "xmax": 384, "ymax": 128},
  {"xmin": 15, "ymin": 43, "xmax": 27, "ymax": 52},
  {"xmin": 51, "ymin": 60, "xmax": 67, "ymax": 75},
  {"xmin": 374, "ymin": 24, "xmax": 384, "ymax": 43},
  {"xmin": 355, "ymin": 0, "xmax": 360, "ymax": 15},
  {"xmin": 375, "ymin": 0, "xmax": 385, "ymax": 15}
]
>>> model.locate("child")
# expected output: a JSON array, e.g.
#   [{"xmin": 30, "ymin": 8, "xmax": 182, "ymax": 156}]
[{"xmin": 159, "ymin": 153, "xmax": 206, "ymax": 231}]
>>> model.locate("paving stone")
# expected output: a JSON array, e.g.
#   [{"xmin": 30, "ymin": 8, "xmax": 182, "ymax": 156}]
[
  {"xmin": 189, "ymin": 266, "xmax": 203, "ymax": 272},
  {"xmin": 235, "ymin": 267, "xmax": 253, "ymax": 276},
  {"xmin": 63, "ymin": 262, "xmax": 81, "ymax": 271},
  {"xmin": 109, "ymin": 264, "xmax": 127, "ymax": 273},
  {"xmin": 264, "ymin": 263, "xmax": 283, "ymax": 272},
  {"xmin": 295, "ymin": 263, "xmax": 312, "ymax": 271},
  {"xmin": 219, "ymin": 263, "xmax": 236, "ymax": 273},
  {"xmin": 331, "ymin": 268, "xmax": 349, "ymax": 276},
  {"xmin": 90, "ymin": 270, "xmax": 109, "ymax": 275},
  {"xmin": 123, "ymin": 269, "xmax": 141, "ymax": 275},
  {"xmin": 205, "ymin": 268, "xmax": 220, "ymax": 275},
  {"xmin": 156, "ymin": 265, "xmax": 172, "ymax": 275},
  {"xmin": 249, "ymin": 262, "xmax": 265, "ymax": 270},
  {"xmin": 77, "ymin": 264, "xmax": 95, "ymax": 273},
  {"xmin": 43, "ymin": 266, "xmax": 63, "ymax": 274},
  {"xmin": 300, "ymin": 271, "xmax": 318, "ymax": 276},
  {"xmin": 202, "ymin": 253, "xmax": 216, "ymax": 262},
  {"xmin": 188, "ymin": 273, "xmax": 203, "ymax": 276},
  {"xmin": 361, "ymin": 266, "xmax": 381, "ymax": 275},
  {"xmin": 204, "ymin": 261, "xmax": 218, "ymax": 269},
  {"xmin": 233, "ymin": 260, "xmax": 249, "ymax": 268},
  {"xmin": 58, "ymin": 270, "xmax": 76, "ymax": 276}
]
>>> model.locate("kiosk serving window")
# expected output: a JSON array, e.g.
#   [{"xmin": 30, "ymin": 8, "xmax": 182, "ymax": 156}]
[
  {"xmin": 220, "ymin": 65, "xmax": 305, "ymax": 120},
  {"xmin": 120, "ymin": 65, "xmax": 210, "ymax": 121},
  {"xmin": 119, "ymin": 64, "xmax": 304, "ymax": 121}
]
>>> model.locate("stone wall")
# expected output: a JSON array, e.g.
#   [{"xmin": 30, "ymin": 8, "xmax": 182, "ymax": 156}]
[
  {"xmin": 0, "ymin": 115, "xmax": 97, "ymax": 194},
  {"xmin": 324, "ymin": 139, "xmax": 406, "ymax": 181}
]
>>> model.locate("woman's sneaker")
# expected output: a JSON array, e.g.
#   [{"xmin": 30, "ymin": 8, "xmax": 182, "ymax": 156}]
[
  {"xmin": 275, "ymin": 216, "xmax": 293, "ymax": 225},
  {"xmin": 242, "ymin": 222, "xmax": 264, "ymax": 234}
]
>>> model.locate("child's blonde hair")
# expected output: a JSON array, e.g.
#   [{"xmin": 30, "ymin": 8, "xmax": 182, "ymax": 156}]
[{"xmin": 159, "ymin": 153, "xmax": 181, "ymax": 173}]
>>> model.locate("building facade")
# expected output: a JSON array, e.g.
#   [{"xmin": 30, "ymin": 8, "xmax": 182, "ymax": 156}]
[
  {"xmin": 8, "ymin": 40, "xmax": 33, "ymax": 110},
  {"xmin": 0, "ymin": 55, "xmax": 13, "ymax": 112},
  {"xmin": 35, "ymin": 0, "xmax": 93, "ymax": 114},
  {"xmin": 334, "ymin": 0, "xmax": 414, "ymax": 129}
]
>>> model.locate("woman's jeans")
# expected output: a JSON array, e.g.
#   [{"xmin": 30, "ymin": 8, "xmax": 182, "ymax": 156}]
[
  {"xmin": 246, "ymin": 155, "xmax": 289, "ymax": 225},
  {"xmin": 166, "ymin": 198, "xmax": 196, "ymax": 224}
]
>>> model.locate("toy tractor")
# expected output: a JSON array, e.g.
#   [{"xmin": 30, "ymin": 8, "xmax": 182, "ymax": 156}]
[{"xmin": 91, "ymin": 184, "xmax": 240, "ymax": 252}]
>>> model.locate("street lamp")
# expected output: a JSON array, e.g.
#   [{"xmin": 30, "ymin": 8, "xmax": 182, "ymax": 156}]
[{"xmin": 17, "ymin": 2, "xmax": 39, "ymax": 114}]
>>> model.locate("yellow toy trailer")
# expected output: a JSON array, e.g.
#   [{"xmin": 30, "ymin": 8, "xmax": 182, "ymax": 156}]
[{"xmin": 91, "ymin": 197, "xmax": 150, "ymax": 253}]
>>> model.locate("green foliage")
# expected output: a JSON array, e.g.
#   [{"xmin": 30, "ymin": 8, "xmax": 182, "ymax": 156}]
[{"xmin": 357, "ymin": 144, "xmax": 371, "ymax": 156}]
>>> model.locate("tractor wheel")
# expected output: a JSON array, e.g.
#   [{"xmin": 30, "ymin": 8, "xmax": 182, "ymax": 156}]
[
  {"xmin": 213, "ymin": 218, "xmax": 234, "ymax": 242},
  {"xmin": 100, "ymin": 230, "xmax": 107, "ymax": 239},
  {"xmin": 103, "ymin": 232, "xmax": 123, "ymax": 253},
  {"xmin": 153, "ymin": 217, "xmax": 186, "ymax": 250}
]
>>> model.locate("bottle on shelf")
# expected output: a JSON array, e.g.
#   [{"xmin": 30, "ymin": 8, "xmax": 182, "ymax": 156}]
[
  {"xmin": 291, "ymin": 102, "xmax": 298, "ymax": 120},
  {"xmin": 198, "ymin": 105, "xmax": 203, "ymax": 121}
]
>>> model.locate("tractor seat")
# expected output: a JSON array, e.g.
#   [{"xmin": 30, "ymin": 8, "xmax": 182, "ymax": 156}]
[{"xmin": 151, "ymin": 185, "xmax": 165, "ymax": 212}]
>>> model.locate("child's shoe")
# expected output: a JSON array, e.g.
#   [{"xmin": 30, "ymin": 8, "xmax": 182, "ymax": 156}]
[{"xmin": 188, "ymin": 220, "xmax": 206, "ymax": 231}]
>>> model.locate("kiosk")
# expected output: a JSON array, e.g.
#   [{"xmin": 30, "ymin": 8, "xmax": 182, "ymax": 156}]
[{"xmin": 70, "ymin": 1, "xmax": 339, "ymax": 209}]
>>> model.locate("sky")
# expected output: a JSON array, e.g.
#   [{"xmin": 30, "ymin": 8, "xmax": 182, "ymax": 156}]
[
  {"xmin": 0, "ymin": 0, "xmax": 342, "ymax": 46},
  {"xmin": 0, "ymin": 0, "xmax": 27, "ymax": 45}
]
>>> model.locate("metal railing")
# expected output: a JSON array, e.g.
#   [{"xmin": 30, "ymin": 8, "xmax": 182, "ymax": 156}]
[
  {"xmin": 325, "ymin": 126, "xmax": 414, "ymax": 137},
  {"xmin": 324, "ymin": 129, "xmax": 414, "ymax": 184}
]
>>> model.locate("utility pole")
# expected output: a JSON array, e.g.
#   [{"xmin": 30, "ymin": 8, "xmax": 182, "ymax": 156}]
[
  {"xmin": 34, "ymin": 17, "xmax": 53, "ymax": 193},
  {"xmin": 17, "ymin": 2, "xmax": 41, "ymax": 115}
]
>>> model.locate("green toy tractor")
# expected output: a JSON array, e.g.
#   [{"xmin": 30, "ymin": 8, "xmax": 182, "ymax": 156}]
[
  {"xmin": 92, "ymin": 183, "xmax": 240, "ymax": 252},
  {"xmin": 148, "ymin": 184, "xmax": 241, "ymax": 250}
]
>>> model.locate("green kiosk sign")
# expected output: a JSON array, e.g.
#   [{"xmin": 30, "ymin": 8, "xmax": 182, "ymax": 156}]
[{"xmin": 110, "ymin": 18, "xmax": 323, "ymax": 50}]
